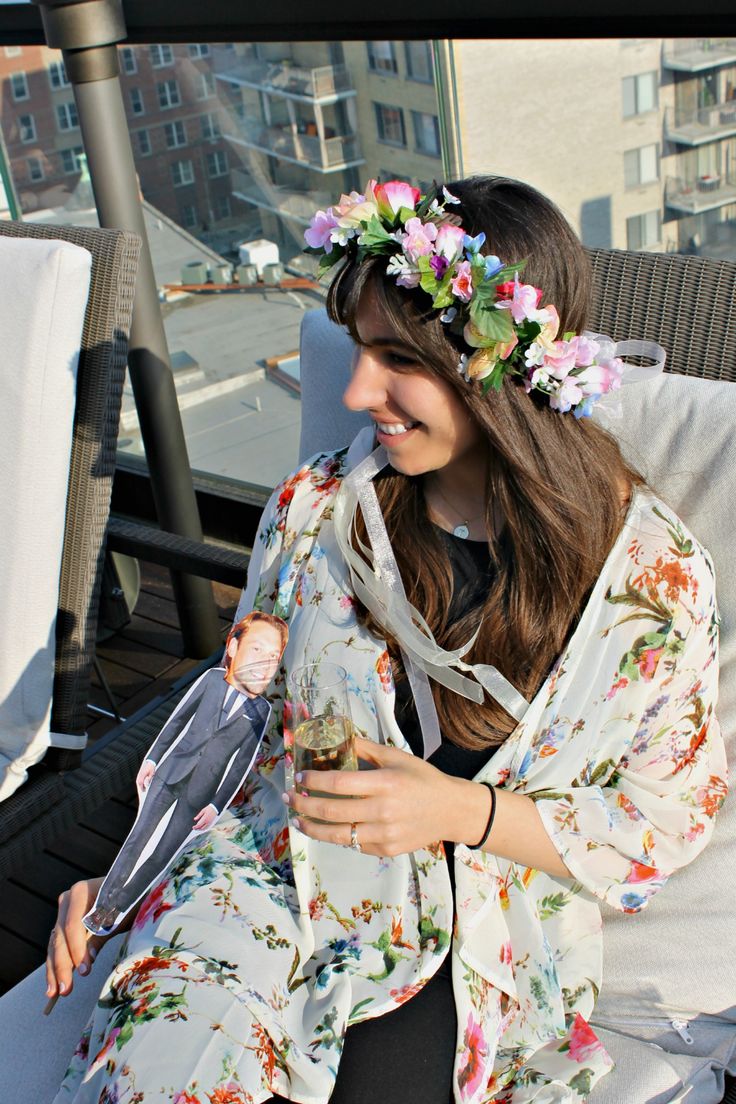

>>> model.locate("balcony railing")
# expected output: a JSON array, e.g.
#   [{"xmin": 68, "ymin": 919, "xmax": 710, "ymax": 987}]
[
  {"xmin": 665, "ymin": 102, "xmax": 736, "ymax": 145},
  {"xmin": 213, "ymin": 50, "xmax": 356, "ymax": 103},
  {"xmin": 662, "ymin": 38, "xmax": 736, "ymax": 72},
  {"xmin": 665, "ymin": 173, "xmax": 736, "ymax": 214},
  {"xmin": 231, "ymin": 169, "xmax": 335, "ymax": 225},
  {"xmin": 226, "ymin": 118, "xmax": 364, "ymax": 172}
]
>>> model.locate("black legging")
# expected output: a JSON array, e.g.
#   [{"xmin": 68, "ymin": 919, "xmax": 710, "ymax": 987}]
[{"xmin": 268, "ymin": 954, "xmax": 457, "ymax": 1104}]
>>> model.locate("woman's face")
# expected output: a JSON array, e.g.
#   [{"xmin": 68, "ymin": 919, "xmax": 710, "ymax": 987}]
[{"xmin": 343, "ymin": 287, "xmax": 486, "ymax": 483}]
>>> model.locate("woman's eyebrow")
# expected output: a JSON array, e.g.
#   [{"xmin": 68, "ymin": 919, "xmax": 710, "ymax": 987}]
[{"xmin": 355, "ymin": 334, "xmax": 417, "ymax": 352}]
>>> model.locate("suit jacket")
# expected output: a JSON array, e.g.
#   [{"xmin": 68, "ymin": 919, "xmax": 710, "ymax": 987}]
[{"xmin": 145, "ymin": 667, "xmax": 271, "ymax": 812}]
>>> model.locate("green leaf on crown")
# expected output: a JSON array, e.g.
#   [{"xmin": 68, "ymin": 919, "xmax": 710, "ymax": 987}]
[
  {"xmin": 398, "ymin": 205, "xmax": 418, "ymax": 225},
  {"xmin": 316, "ymin": 244, "xmax": 345, "ymax": 274},
  {"xmin": 481, "ymin": 362, "xmax": 508, "ymax": 394},
  {"xmin": 469, "ymin": 299, "xmax": 515, "ymax": 342},
  {"xmin": 358, "ymin": 215, "xmax": 398, "ymax": 252},
  {"xmin": 488, "ymin": 260, "xmax": 526, "ymax": 285}
]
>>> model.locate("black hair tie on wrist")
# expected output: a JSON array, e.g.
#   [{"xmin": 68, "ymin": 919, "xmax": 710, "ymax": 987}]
[{"xmin": 469, "ymin": 782, "xmax": 497, "ymax": 849}]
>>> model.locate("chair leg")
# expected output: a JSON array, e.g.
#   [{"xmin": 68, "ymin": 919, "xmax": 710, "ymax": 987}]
[{"xmin": 90, "ymin": 658, "xmax": 125, "ymax": 723}]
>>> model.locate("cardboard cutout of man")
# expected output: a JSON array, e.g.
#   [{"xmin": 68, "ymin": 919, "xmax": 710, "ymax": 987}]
[{"xmin": 84, "ymin": 611, "xmax": 288, "ymax": 935}]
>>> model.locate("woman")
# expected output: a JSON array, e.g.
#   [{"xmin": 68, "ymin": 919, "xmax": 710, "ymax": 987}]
[{"xmin": 47, "ymin": 177, "xmax": 726, "ymax": 1103}]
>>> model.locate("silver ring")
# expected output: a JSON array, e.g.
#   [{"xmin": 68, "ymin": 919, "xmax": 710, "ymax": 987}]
[{"xmin": 350, "ymin": 823, "xmax": 361, "ymax": 852}]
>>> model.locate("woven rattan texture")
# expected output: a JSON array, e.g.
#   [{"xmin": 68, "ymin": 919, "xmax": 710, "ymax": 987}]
[
  {"xmin": 587, "ymin": 248, "xmax": 736, "ymax": 384},
  {"xmin": 0, "ymin": 221, "xmax": 141, "ymax": 738}
]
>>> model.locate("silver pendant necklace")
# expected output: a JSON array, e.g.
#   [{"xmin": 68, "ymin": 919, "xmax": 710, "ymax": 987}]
[{"xmin": 427, "ymin": 480, "xmax": 485, "ymax": 540}]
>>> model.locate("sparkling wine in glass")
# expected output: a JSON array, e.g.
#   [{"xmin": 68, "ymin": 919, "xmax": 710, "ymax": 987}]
[{"xmin": 289, "ymin": 662, "xmax": 357, "ymax": 816}]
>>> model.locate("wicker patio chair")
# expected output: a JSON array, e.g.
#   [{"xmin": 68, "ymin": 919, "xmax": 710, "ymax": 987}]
[{"xmin": 0, "ymin": 221, "xmax": 140, "ymax": 865}]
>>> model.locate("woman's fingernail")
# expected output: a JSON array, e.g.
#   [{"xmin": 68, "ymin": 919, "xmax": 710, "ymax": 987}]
[
  {"xmin": 292, "ymin": 818, "xmax": 301, "ymax": 831},
  {"xmin": 295, "ymin": 772, "xmax": 303, "ymax": 783},
  {"xmin": 89, "ymin": 946, "xmax": 97, "ymax": 962},
  {"xmin": 281, "ymin": 792, "xmax": 291, "ymax": 805},
  {"xmin": 58, "ymin": 981, "xmax": 67, "ymax": 994},
  {"xmin": 46, "ymin": 985, "xmax": 54, "ymax": 998},
  {"xmin": 78, "ymin": 962, "xmax": 89, "ymax": 976}
]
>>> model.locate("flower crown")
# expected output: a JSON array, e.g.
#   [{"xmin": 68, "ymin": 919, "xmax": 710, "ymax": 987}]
[{"xmin": 304, "ymin": 179, "xmax": 625, "ymax": 417}]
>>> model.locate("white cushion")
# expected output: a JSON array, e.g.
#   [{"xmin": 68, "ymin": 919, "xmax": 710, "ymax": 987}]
[
  {"xmin": 0, "ymin": 236, "xmax": 92, "ymax": 800},
  {"xmin": 299, "ymin": 308, "xmax": 736, "ymax": 1024}
]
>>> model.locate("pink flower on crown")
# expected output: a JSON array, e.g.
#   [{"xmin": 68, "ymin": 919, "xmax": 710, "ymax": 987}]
[
  {"xmin": 374, "ymin": 180, "xmax": 421, "ymax": 221},
  {"xmin": 574, "ymin": 334, "xmax": 600, "ymax": 367},
  {"xmin": 497, "ymin": 274, "xmax": 544, "ymax": 324},
  {"xmin": 451, "ymin": 260, "xmax": 474, "ymax": 303},
  {"xmin": 549, "ymin": 374, "xmax": 584, "ymax": 412},
  {"xmin": 304, "ymin": 208, "xmax": 339, "ymax": 250},
  {"xmin": 334, "ymin": 188, "xmax": 379, "ymax": 231},
  {"xmin": 543, "ymin": 338, "xmax": 580, "ymax": 380},
  {"xmin": 435, "ymin": 223, "xmax": 466, "ymax": 263},
  {"xmin": 399, "ymin": 216, "xmax": 438, "ymax": 263},
  {"xmin": 576, "ymin": 358, "xmax": 624, "ymax": 396}
]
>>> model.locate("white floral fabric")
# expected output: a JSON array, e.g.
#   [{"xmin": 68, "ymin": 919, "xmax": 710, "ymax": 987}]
[{"xmin": 55, "ymin": 432, "xmax": 726, "ymax": 1104}]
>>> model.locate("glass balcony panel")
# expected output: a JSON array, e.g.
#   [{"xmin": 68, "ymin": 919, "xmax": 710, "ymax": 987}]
[{"xmin": 212, "ymin": 48, "xmax": 355, "ymax": 103}]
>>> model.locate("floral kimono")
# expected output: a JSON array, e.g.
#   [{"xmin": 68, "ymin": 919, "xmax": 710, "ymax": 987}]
[{"xmin": 56, "ymin": 431, "xmax": 726, "ymax": 1104}]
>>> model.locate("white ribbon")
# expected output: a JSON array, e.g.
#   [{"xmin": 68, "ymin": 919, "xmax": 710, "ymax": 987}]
[
  {"xmin": 589, "ymin": 334, "xmax": 667, "ymax": 421},
  {"xmin": 332, "ymin": 440, "xmax": 529, "ymax": 759}
]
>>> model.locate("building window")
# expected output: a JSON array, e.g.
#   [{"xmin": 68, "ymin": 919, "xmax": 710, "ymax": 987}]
[
  {"xmin": 4, "ymin": 46, "xmax": 22, "ymax": 58},
  {"xmin": 28, "ymin": 157, "xmax": 44, "ymax": 182},
  {"xmin": 18, "ymin": 113, "xmax": 36, "ymax": 144},
  {"xmin": 626, "ymin": 210, "xmax": 661, "ymax": 250},
  {"xmin": 188, "ymin": 44, "xmax": 210, "ymax": 59},
  {"xmin": 164, "ymin": 120, "xmax": 187, "ymax": 148},
  {"xmin": 157, "ymin": 79, "xmax": 181, "ymax": 110},
  {"xmin": 129, "ymin": 87, "xmax": 145, "ymax": 115},
  {"xmin": 171, "ymin": 159, "xmax": 195, "ymax": 187},
  {"xmin": 412, "ymin": 110, "xmax": 441, "ymax": 157},
  {"xmin": 136, "ymin": 129, "xmax": 152, "ymax": 156},
  {"xmin": 200, "ymin": 113, "xmax": 221, "ymax": 140},
  {"xmin": 11, "ymin": 72, "xmax": 29, "ymax": 101},
  {"xmin": 405, "ymin": 42, "xmax": 433, "ymax": 83},
  {"xmin": 367, "ymin": 42, "xmax": 398, "ymax": 75},
  {"xmin": 624, "ymin": 143, "xmax": 659, "ymax": 188},
  {"xmin": 61, "ymin": 146, "xmax": 84, "ymax": 173},
  {"xmin": 56, "ymin": 101, "xmax": 79, "ymax": 131},
  {"xmin": 48, "ymin": 59, "xmax": 70, "ymax": 90},
  {"xmin": 374, "ymin": 102, "xmax": 406, "ymax": 146},
  {"xmin": 214, "ymin": 194, "xmax": 231, "ymax": 220},
  {"xmin": 206, "ymin": 149, "xmax": 228, "ymax": 177},
  {"xmin": 150, "ymin": 44, "xmax": 174, "ymax": 68},
  {"xmin": 180, "ymin": 203, "xmax": 198, "ymax": 228},
  {"xmin": 196, "ymin": 71, "xmax": 216, "ymax": 100},
  {"xmin": 622, "ymin": 72, "xmax": 658, "ymax": 118},
  {"xmin": 120, "ymin": 47, "xmax": 137, "ymax": 75}
]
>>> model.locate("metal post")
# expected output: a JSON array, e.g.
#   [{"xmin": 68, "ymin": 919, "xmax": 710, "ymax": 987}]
[{"xmin": 32, "ymin": 0, "xmax": 222, "ymax": 658}]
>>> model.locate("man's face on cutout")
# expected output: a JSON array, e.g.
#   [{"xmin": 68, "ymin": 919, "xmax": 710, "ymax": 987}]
[{"xmin": 226, "ymin": 622, "xmax": 283, "ymax": 696}]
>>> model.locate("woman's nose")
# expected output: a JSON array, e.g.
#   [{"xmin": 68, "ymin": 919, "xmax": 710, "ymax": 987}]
[{"xmin": 342, "ymin": 348, "xmax": 386, "ymax": 413}]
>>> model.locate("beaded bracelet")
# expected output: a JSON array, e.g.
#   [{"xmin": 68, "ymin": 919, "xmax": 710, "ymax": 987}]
[{"xmin": 469, "ymin": 782, "xmax": 497, "ymax": 849}]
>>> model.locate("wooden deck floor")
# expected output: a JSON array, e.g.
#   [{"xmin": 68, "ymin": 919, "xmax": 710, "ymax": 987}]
[{"xmin": 0, "ymin": 563, "xmax": 240, "ymax": 996}]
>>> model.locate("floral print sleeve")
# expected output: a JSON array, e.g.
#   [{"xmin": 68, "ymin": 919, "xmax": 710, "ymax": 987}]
[{"xmin": 531, "ymin": 507, "xmax": 725, "ymax": 913}]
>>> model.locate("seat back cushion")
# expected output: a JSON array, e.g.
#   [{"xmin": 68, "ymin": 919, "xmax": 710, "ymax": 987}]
[
  {"xmin": 0, "ymin": 236, "xmax": 92, "ymax": 800},
  {"xmin": 299, "ymin": 306, "xmax": 736, "ymax": 1024}
]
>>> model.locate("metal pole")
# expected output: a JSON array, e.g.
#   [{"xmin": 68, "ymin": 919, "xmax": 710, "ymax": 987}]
[{"xmin": 33, "ymin": 0, "xmax": 221, "ymax": 658}]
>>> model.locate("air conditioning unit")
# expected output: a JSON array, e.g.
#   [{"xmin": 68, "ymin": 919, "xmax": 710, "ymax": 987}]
[{"xmin": 237, "ymin": 238, "xmax": 279, "ymax": 277}]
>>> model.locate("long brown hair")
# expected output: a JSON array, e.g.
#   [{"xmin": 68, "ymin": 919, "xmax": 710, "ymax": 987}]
[{"xmin": 328, "ymin": 176, "xmax": 640, "ymax": 749}]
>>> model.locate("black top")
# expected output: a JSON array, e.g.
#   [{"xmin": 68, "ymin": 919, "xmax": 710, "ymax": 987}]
[
  {"xmin": 390, "ymin": 526, "xmax": 501, "ymax": 888},
  {"xmin": 393, "ymin": 526, "xmax": 495, "ymax": 780}
]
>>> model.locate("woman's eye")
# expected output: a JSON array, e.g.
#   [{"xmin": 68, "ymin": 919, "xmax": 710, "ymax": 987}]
[{"xmin": 386, "ymin": 351, "xmax": 417, "ymax": 369}]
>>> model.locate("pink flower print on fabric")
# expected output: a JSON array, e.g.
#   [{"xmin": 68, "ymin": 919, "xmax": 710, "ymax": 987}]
[{"xmin": 457, "ymin": 1013, "xmax": 488, "ymax": 1099}]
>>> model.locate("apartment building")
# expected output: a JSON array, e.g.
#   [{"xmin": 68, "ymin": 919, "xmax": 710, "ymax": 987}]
[{"xmin": 0, "ymin": 42, "xmax": 240, "ymax": 238}]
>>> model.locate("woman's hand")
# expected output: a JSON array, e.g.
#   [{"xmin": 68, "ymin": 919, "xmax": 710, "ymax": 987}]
[
  {"xmin": 285, "ymin": 736, "xmax": 489, "ymax": 857},
  {"xmin": 45, "ymin": 878, "xmax": 116, "ymax": 999}
]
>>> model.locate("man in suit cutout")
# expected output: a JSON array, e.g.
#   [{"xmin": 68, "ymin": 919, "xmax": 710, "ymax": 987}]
[{"xmin": 84, "ymin": 611, "xmax": 288, "ymax": 934}]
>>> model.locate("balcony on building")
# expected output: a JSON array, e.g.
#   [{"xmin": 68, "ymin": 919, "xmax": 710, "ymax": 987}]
[
  {"xmin": 662, "ymin": 38, "xmax": 736, "ymax": 73},
  {"xmin": 226, "ymin": 115, "xmax": 364, "ymax": 173},
  {"xmin": 231, "ymin": 168, "xmax": 335, "ymax": 226},
  {"xmin": 665, "ymin": 172, "xmax": 736, "ymax": 214},
  {"xmin": 212, "ymin": 48, "xmax": 356, "ymax": 106},
  {"xmin": 664, "ymin": 101, "xmax": 736, "ymax": 145}
]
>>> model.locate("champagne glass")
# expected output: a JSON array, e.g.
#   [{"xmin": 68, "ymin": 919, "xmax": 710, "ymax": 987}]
[{"xmin": 288, "ymin": 662, "xmax": 357, "ymax": 815}]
